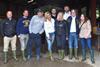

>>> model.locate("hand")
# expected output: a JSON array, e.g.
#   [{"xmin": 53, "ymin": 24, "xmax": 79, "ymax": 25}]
[
  {"xmin": 18, "ymin": 35, "xmax": 20, "ymax": 38},
  {"xmin": 66, "ymin": 37, "xmax": 68, "ymax": 40}
]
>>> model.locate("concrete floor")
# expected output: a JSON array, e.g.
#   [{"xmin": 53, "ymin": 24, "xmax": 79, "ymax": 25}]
[
  {"xmin": 0, "ymin": 37, "xmax": 99, "ymax": 67},
  {"xmin": 0, "ymin": 57, "xmax": 92, "ymax": 67},
  {"xmin": 0, "ymin": 50, "xmax": 94, "ymax": 67}
]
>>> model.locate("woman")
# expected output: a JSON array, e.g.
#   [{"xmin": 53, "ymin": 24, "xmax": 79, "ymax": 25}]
[
  {"xmin": 55, "ymin": 11, "xmax": 67, "ymax": 60},
  {"xmin": 79, "ymin": 14, "xmax": 95, "ymax": 64},
  {"xmin": 44, "ymin": 12, "xmax": 55, "ymax": 61}
]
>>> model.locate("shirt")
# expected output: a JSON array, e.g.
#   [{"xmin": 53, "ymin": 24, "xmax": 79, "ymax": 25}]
[
  {"xmin": 70, "ymin": 16, "xmax": 76, "ymax": 32},
  {"xmin": 44, "ymin": 18, "xmax": 55, "ymax": 38},
  {"xmin": 29, "ymin": 15, "xmax": 44, "ymax": 34},
  {"xmin": 63, "ymin": 11, "xmax": 71, "ymax": 20}
]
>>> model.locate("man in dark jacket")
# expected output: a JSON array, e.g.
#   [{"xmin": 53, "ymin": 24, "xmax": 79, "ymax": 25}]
[
  {"xmin": 67, "ymin": 9, "xmax": 79, "ymax": 60},
  {"xmin": 2, "ymin": 11, "xmax": 17, "ymax": 63}
]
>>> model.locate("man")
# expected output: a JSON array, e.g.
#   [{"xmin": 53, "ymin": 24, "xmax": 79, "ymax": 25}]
[
  {"xmin": 67, "ymin": 9, "xmax": 79, "ymax": 60},
  {"xmin": 63, "ymin": 6, "xmax": 71, "ymax": 20},
  {"xmin": 27, "ymin": 9, "xmax": 44, "ymax": 61},
  {"xmin": 2, "ymin": 11, "xmax": 17, "ymax": 63},
  {"xmin": 16, "ymin": 10, "xmax": 30, "ymax": 61}
]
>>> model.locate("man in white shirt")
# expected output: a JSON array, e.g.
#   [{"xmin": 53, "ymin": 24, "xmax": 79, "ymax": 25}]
[
  {"xmin": 67, "ymin": 9, "xmax": 79, "ymax": 60},
  {"xmin": 63, "ymin": 6, "xmax": 71, "ymax": 20}
]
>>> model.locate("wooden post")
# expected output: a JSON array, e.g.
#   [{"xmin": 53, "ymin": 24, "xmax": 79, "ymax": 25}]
[{"xmin": 91, "ymin": 0, "xmax": 96, "ymax": 26}]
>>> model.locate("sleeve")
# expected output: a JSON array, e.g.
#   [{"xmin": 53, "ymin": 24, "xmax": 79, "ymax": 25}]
[
  {"xmin": 16, "ymin": 19, "xmax": 21, "ymax": 35},
  {"xmin": 86, "ymin": 20, "xmax": 92, "ymax": 36},
  {"xmin": 1, "ymin": 20, "xmax": 4, "ymax": 36},
  {"xmin": 44, "ymin": 22, "xmax": 49, "ymax": 38},
  {"xmin": 39, "ymin": 24, "xmax": 44, "ymax": 34},
  {"xmin": 55, "ymin": 20, "xmax": 57, "ymax": 35},
  {"xmin": 39, "ymin": 18, "xmax": 45, "ymax": 34},
  {"xmin": 29, "ymin": 16, "xmax": 34, "ymax": 33}
]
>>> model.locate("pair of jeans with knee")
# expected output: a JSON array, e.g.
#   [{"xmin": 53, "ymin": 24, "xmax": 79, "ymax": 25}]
[
  {"xmin": 46, "ymin": 33, "xmax": 55, "ymax": 52},
  {"xmin": 19, "ymin": 34, "xmax": 29, "ymax": 51},
  {"xmin": 68, "ymin": 33, "xmax": 78, "ymax": 48},
  {"xmin": 80, "ymin": 38, "xmax": 94, "ymax": 62},
  {"xmin": 27, "ymin": 33, "xmax": 41, "ymax": 57}
]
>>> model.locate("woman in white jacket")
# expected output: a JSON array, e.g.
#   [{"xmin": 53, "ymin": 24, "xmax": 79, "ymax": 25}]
[{"xmin": 44, "ymin": 12, "xmax": 55, "ymax": 61}]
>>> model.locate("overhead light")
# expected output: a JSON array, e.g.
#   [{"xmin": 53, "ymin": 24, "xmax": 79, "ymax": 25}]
[{"xmin": 28, "ymin": 0, "xmax": 34, "ymax": 3}]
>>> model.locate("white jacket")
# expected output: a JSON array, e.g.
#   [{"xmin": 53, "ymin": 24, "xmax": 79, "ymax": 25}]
[{"xmin": 44, "ymin": 18, "xmax": 55, "ymax": 38}]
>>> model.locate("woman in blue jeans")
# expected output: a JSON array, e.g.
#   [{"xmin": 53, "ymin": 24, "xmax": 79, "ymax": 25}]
[
  {"xmin": 44, "ymin": 12, "xmax": 55, "ymax": 61},
  {"xmin": 55, "ymin": 11, "xmax": 67, "ymax": 60},
  {"xmin": 79, "ymin": 14, "xmax": 95, "ymax": 64}
]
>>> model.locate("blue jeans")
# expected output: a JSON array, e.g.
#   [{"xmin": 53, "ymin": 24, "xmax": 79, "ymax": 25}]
[
  {"xmin": 68, "ymin": 33, "xmax": 78, "ymax": 48},
  {"xmin": 80, "ymin": 38, "xmax": 94, "ymax": 62},
  {"xmin": 80, "ymin": 38, "xmax": 92, "ymax": 50},
  {"xmin": 46, "ymin": 33, "xmax": 55, "ymax": 52},
  {"xmin": 27, "ymin": 33, "xmax": 41, "ymax": 57}
]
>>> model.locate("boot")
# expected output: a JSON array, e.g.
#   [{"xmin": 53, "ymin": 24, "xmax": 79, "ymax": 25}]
[
  {"xmin": 74, "ymin": 48, "xmax": 79, "ymax": 60},
  {"xmin": 22, "ymin": 51, "xmax": 26, "ymax": 61},
  {"xmin": 61, "ymin": 50, "xmax": 65, "ymax": 59},
  {"xmin": 49, "ymin": 51, "xmax": 54, "ymax": 61},
  {"xmin": 69, "ymin": 48, "xmax": 73, "ymax": 59},
  {"xmin": 82, "ymin": 49, "xmax": 86, "ymax": 62},
  {"xmin": 90, "ymin": 50, "xmax": 95, "ymax": 64},
  {"xmin": 12, "ymin": 51, "xmax": 18, "ymax": 61},
  {"xmin": 58, "ymin": 50, "xmax": 62, "ymax": 60},
  {"xmin": 4, "ymin": 52, "xmax": 8, "ymax": 64}
]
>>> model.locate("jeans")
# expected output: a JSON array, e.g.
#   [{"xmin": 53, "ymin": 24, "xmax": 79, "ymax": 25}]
[
  {"xmin": 80, "ymin": 38, "xmax": 92, "ymax": 50},
  {"xmin": 19, "ymin": 34, "xmax": 29, "ymax": 51},
  {"xmin": 68, "ymin": 33, "xmax": 78, "ymax": 48},
  {"xmin": 80, "ymin": 38, "xmax": 94, "ymax": 62},
  {"xmin": 27, "ymin": 33, "xmax": 41, "ymax": 57},
  {"xmin": 46, "ymin": 33, "xmax": 55, "ymax": 52}
]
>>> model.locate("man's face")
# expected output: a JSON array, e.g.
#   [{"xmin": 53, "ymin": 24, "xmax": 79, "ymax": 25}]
[
  {"xmin": 37, "ymin": 12, "xmax": 43, "ymax": 17},
  {"xmin": 51, "ymin": 9, "xmax": 56, "ymax": 14},
  {"xmin": 7, "ymin": 11, "xmax": 12, "ymax": 19},
  {"xmin": 64, "ymin": 6, "xmax": 69, "ymax": 12},
  {"xmin": 23, "ymin": 10, "xmax": 29, "ymax": 17},
  {"xmin": 71, "ymin": 10, "xmax": 76, "ymax": 17}
]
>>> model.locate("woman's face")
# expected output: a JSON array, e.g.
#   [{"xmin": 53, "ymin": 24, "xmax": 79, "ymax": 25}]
[
  {"xmin": 44, "ymin": 12, "xmax": 51, "ymax": 20},
  {"xmin": 80, "ymin": 14, "xmax": 85, "ymax": 21},
  {"xmin": 57, "ymin": 12, "xmax": 63, "ymax": 21}
]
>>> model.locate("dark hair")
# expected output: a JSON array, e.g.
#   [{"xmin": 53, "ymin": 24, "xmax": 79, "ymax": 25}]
[
  {"xmin": 80, "ymin": 14, "xmax": 89, "ymax": 23},
  {"xmin": 57, "ymin": 9, "xmax": 64, "ymax": 15}
]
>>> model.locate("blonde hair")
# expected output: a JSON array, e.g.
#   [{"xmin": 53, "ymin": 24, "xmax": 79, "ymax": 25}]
[{"xmin": 44, "ymin": 11, "xmax": 51, "ymax": 21}]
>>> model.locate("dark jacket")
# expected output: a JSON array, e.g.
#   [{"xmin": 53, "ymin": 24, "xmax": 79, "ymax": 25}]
[
  {"xmin": 67, "ymin": 16, "xmax": 79, "ymax": 35},
  {"xmin": 16, "ymin": 17, "xmax": 30, "ymax": 35},
  {"xmin": 2, "ymin": 18, "xmax": 17, "ymax": 37},
  {"xmin": 55, "ymin": 20, "xmax": 68, "ymax": 36}
]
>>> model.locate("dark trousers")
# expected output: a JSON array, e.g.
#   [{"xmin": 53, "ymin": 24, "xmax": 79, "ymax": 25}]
[
  {"xmin": 56, "ymin": 35, "xmax": 66, "ymax": 50},
  {"xmin": 27, "ymin": 33, "xmax": 41, "ymax": 57}
]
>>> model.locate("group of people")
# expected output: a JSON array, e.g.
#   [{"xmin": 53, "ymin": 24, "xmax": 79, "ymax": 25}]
[{"xmin": 1, "ymin": 5, "xmax": 95, "ymax": 64}]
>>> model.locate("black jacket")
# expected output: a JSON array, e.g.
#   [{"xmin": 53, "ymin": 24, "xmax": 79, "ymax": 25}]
[
  {"xmin": 1, "ymin": 18, "xmax": 17, "ymax": 37},
  {"xmin": 55, "ymin": 20, "xmax": 68, "ymax": 36}
]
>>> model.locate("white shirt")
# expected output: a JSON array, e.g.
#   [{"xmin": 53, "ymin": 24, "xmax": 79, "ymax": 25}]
[
  {"xmin": 63, "ymin": 11, "xmax": 71, "ymax": 20},
  {"xmin": 44, "ymin": 18, "xmax": 55, "ymax": 38},
  {"xmin": 70, "ymin": 16, "xmax": 76, "ymax": 32}
]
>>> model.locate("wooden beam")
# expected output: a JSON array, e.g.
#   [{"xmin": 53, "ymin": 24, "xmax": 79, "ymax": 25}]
[{"xmin": 91, "ymin": 0, "xmax": 96, "ymax": 26}]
